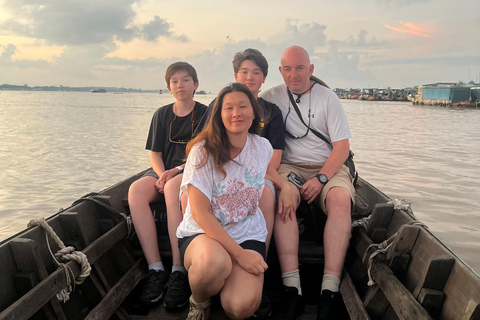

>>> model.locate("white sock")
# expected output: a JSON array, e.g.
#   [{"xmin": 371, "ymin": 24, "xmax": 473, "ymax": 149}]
[
  {"xmin": 148, "ymin": 261, "xmax": 165, "ymax": 272},
  {"xmin": 282, "ymin": 269, "xmax": 302, "ymax": 295},
  {"xmin": 172, "ymin": 266, "xmax": 187, "ymax": 274},
  {"xmin": 321, "ymin": 275, "xmax": 340, "ymax": 293}
]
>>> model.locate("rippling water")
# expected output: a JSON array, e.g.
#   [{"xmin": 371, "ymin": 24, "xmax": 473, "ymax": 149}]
[{"xmin": 1, "ymin": 91, "xmax": 479, "ymax": 273}]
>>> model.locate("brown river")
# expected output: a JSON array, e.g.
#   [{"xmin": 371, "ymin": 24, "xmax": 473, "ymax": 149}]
[{"xmin": 1, "ymin": 91, "xmax": 479, "ymax": 274}]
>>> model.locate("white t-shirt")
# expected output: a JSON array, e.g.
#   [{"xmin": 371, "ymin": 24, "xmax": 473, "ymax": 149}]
[
  {"xmin": 259, "ymin": 83, "xmax": 351, "ymax": 163},
  {"xmin": 177, "ymin": 134, "xmax": 273, "ymax": 244}
]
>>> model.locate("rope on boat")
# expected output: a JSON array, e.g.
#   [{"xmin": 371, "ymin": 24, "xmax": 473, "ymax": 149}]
[
  {"xmin": 351, "ymin": 198, "xmax": 425, "ymax": 286},
  {"xmin": 72, "ymin": 193, "xmax": 135, "ymax": 239},
  {"xmin": 364, "ymin": 221, "xmax": 426, "ymax": 286},
  {"xmin": 27, "ymin": 217, "xmax": 92, "ymax": 302}
]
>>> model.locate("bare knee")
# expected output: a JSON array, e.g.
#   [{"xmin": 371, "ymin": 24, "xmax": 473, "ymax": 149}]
[
  {"xmin": 189, "ymin": 250, "xmax": 232, "ymax": 284},
  {"xmin": 325, "ymin": 187, "xmax": 351, "ymax": 216},
  {"xmin": 223, "ymin": 295, "xmax": 259, "ymax": 319}
]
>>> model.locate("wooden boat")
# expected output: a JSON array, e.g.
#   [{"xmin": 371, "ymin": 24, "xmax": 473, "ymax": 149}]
[{"xmin": 1, "ymin": 169, "xmax": 479, "ymax": 320}]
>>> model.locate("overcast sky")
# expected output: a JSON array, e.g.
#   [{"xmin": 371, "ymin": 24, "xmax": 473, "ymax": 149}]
[{"xmin": 1, "ymin": 0, "xmax": 479, "ymax": 92}]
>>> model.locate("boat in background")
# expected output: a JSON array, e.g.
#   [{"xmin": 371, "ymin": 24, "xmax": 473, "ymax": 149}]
[
  {"xmin": 91, "ymin": 89, "xmax": 106, "ymax": 93},
  {"xmin": 0, "ymin": 170, "xmax": 479, "ymax": 319}
]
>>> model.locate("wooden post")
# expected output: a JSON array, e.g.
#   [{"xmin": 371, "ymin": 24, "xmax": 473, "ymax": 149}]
[
  {"xmin": 340, "ymin": 270, "xmax": 370, "ymax": 320},
  {"xmin": 365, "ymin": 203, "xmax": 394, "ymax": 243},
  {"xmin": 84, "ymin": 259, "xmax": 146, "ymax": 320},
  {"xmin": 0, "ymin": 221, "xmax": 128, "ymax": 320},
  {"xmin": 10, "ymin": 238, "xmax": 67, "ymax": 320}
]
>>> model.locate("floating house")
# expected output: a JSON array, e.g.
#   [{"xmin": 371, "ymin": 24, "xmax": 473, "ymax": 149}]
[{"xmin": 410, "ymin": 83, "xmax": 476, "ymax": 107}]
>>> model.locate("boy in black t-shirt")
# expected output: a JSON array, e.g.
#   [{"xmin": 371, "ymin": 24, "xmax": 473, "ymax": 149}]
[{"xmin": 128, "ymin": 62, "xmax": 207, "ymax": 309}]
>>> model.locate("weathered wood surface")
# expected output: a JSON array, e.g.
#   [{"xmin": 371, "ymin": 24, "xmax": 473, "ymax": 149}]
[
  {"xmin": 84, "ymin": 259, "xmax": 146, "ymax": 320},
  {"xmin": 0, "ymin": 220, "xmax": 128, "ymax": 320},
  {"xmin": 340, "ymin": 270, "xmax": 370, "ymax": 320},
  {"xmin": 353, "ymin": 227, "xmax": 432, "ymax": 320}
]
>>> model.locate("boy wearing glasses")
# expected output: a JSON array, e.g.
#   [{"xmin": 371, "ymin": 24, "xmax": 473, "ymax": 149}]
[{"xmin": 128, "ymin": 62, "xmax": 207, "ymax": 309}]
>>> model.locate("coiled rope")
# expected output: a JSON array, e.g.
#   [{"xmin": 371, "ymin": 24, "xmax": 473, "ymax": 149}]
[{"xmin": 27, "ymin": 217, "xmax": 92, "ymax": 302}]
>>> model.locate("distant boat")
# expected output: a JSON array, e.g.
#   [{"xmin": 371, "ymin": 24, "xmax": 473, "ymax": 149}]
[
  {"xmin": 159, "ymin": 89, "xmax": 162, "ymax": 94},
  {"xmin": 91, "ymin": 89, "xmax": 106, "ymax": 93},
  {"xmin": 196, "ymin": 90, "xmax": 207, "ymax": 95}
]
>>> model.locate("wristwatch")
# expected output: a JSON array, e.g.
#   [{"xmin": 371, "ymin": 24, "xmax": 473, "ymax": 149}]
[
  {"xmin": 316, "ymin": 173, "xmax": 329, "ymax": 185},
  {"xmin": 175, "ymin": 166, "xmax": 184, "ymax": 174}
]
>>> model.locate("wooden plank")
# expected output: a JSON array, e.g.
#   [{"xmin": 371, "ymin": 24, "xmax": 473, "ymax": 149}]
[
  {"xmin": 84, "ymin": 259, "xmax": 146, "ymax": 320},
  {"xmin": 373, "ymin": 262, "xmax": 432, "ymax": 320},
  {"xmin": 10, "ymin": 238, "xmax": 67, "ymax": 320},
  {"xmin": 353, "ymin": 228, "xmax": 432, "ymax": 320},
  {"xmin": 0, "ymin": 221, "xmax": 128, "ymax": 320},
  {"xmin": 365, "ymin": 203, "xmax": 394, "ymax": 242},
  {"xmin": 461, "ymin": 300, "xmax": 480, "ymax": 320},
  {"xmin": 364, "ymin": 285, "xmax": 389, "ymax": 319},
  {"xmin": 387, "ymin": 225, "xmax": 420, "ymax": 280},
  {"xmin": 340, "ymin": 270, "xmax": 370, "ymax": 320},
  {"xmin": 418, "ymin": 288, "xmax": 445, "ymax": 319},
  {"xmin": 413, "ymin": 256, "xmax": 454, "ymax": 298}
]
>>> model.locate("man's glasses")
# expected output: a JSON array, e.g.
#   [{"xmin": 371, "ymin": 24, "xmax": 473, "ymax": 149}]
[{"xmin": 169, "ymin": 104, "xmax": 195, "ymax": 144}]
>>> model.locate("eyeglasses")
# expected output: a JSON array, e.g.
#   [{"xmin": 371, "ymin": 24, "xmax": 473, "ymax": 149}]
[{"xmin": 169, "ymin": 104, "xmax": 195, "ymax": 144}]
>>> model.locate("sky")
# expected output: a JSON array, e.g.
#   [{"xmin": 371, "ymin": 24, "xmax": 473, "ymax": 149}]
[{"xmin": 0, "ymin": 0, "xmax": 479, "ymax": 92}]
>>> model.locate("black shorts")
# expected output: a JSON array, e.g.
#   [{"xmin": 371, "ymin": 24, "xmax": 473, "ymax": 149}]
[{"xmin": 178, "ymin": 234, "xmax": 266, "ymax": 265}]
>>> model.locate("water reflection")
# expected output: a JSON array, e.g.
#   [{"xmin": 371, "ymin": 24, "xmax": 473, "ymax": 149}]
[{"xmin": 1, "ymin": 93, "xmax": 479, "ymax": 273}]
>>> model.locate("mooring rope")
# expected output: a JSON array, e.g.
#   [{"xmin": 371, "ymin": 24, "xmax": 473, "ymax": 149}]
[
  {"xmin": 27, "ymin": 217, "xmax": 92, "ymax": 302},
  {"xmin": 364, "ymin": 220, "xmax": 427, "ymax": 286},
  {"xmin": 350, "ymin": 198, "xmax": 426, "ymax": 286}
]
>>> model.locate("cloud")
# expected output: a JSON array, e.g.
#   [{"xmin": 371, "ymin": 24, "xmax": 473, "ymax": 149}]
[
  {"xmin": 0, "ymin": 44, "xmax": 16, "ymax": 62},
  {"xmin": 0, "ymin": 0, "xmax": 187, "ymax": 46},
  {"xmin": 329, "ymin": 29, "xmax": 388, "ymax": 48},
  {"xmin": 365, "ymin": 55, "xmax": 480, "ymax": 67},
  {"xmin": 377, "ymin": 0, "xmax": 432, "ymax": 6},
  {"xmin": 140, "ymin": 16, "xmax": 189, "ymax": 43},
  {"xmin": 0, "ymin": 19, "xmax": 381, "ymax": 90},
  {"xmin": 385, "ymin": 22, "xmax": 436, "ymax": 38}
]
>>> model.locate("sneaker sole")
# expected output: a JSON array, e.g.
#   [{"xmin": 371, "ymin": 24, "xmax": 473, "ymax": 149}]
[
  {"xmin": 164, "ymin": 298, "xmax": 189, "ymax": 310},
  {"xmin": 141, "ymin": 291, "xmax": 164, "ymax": 305}
]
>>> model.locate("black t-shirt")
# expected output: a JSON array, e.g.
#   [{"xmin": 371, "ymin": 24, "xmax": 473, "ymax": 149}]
[
  {"xmin": 145, "ymin": 102, "xmax": 208, "ymax": 170},
  {"xmin": 193, "ymin": 97, "xmax": 285, "ymax": 150}
]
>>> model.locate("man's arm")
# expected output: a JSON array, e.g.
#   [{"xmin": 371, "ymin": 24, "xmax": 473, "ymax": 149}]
[{"xmin": 300, "ymin": 139, "xmax": 350, "ymax": 204}]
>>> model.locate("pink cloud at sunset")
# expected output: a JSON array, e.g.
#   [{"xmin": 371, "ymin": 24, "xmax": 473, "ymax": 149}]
[{"xmin": 384, "ymin": 21, "xmax": 436, "ymax": 38}]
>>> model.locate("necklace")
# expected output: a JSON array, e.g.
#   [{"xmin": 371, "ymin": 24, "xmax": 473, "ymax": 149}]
[{"xmin": 291, "ymin": 81, "xmax": 315, "ymax": 103}]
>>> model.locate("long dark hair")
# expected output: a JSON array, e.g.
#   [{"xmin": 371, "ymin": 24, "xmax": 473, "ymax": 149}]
[{"xmin": 186, "ymin": 83, "xmax": 263, "ymax": 177}]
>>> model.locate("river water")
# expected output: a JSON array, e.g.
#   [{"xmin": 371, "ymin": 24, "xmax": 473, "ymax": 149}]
[{"xmin": 1, "ymin": 91, "xmax": 479, "ymax": 273}]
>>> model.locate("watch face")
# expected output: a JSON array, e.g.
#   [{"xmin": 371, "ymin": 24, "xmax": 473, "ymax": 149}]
[{"xmin": 318, "ymin": 174, "xmax": 328, "ymax": 184}]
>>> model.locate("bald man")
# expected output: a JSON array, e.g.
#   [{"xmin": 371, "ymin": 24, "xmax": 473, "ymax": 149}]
[{"xmin": 259, "ymin": 46, "xmax": 355, "ymax": 320}]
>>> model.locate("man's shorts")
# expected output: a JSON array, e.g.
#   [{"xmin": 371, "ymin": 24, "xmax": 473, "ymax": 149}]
[{"xmin": 278, "ymin": 161, "xmax": 355, "ymax": 214}]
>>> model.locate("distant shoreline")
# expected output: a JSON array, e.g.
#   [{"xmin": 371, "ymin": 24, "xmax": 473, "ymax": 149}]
[{"xmin": 0, "ymin": 83, "xmax": 161, "ymax": 93}]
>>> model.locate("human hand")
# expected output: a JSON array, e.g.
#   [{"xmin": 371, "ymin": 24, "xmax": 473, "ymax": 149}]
[
  {"xmin": 300, "ymin": 178, "xmax": 323, "ymax": 204},
  {"xmin": 154, "ymin": 176, "xmax": 166, "ymax": 193},
  {"xmin": 277, "ymin": 186, "xmax": 296, "ymax": 223},
  {"xmin": 237, "ymin": 250, "xmax": 268, "ymax": 275}
]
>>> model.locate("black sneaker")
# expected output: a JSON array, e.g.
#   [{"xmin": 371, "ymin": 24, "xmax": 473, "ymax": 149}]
[
  {"xmin": 140, "ymin": 269, "xmax": 169, "ymax": 305},
  {"xmin": 272, "ymin": 286, "xmax": 305, "ymax": 320},
  {"xmin": 164, "ymin": 271, "xmax": 191, "ymax": 310},
  {"xmin": 316, "ymin": 290, "xmax": 341, "ymax": 320},
  {"xmin": 251, "ymin": 290, "xmax": 272, "ymax": 319}
]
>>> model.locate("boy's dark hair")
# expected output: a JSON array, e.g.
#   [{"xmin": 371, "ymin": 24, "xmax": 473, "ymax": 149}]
[
  {"xmin": 165, "ymin": 62, "xmax": 199, "ymax": 89},
  {"xmin": 232, "ymin": 48, "xmax": 268, "ymax": 77}
]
